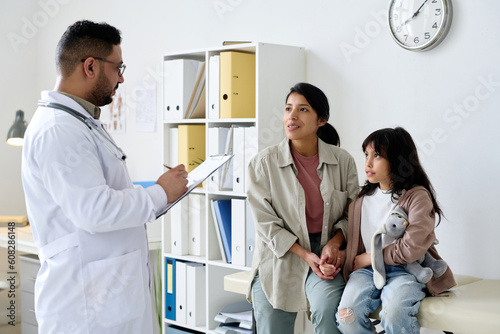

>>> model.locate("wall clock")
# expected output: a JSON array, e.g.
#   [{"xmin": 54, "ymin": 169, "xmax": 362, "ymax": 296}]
[{"xmin": 388, "ymin": 0, "xmax": 453, "ymax": 51}]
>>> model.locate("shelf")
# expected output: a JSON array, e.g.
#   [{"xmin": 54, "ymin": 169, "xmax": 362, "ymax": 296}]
[
  {"xmin": 164, "ymin": 118, "xmax": 256, "ymax": 125},
  {"xmin": 161, "ymin": 42, "xmax": 305, "ymax": 334},
  {"xmin": 164, "ymin": 319, "xmax": 205, "ymax": 333},
  {"xmin": 162, "ymin": 253, "xmax": 207, "ymax": 264}
]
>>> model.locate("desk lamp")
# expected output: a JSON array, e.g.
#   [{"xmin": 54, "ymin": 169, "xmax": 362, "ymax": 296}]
[{"xmin": 6, "ymin": 110, "xmax": 27, "ymax": 146}]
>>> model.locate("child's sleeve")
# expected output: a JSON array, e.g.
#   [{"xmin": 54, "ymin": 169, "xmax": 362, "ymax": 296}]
[{"xmin": 382, "ymin": 188, "xmax": 437, "ymax": 265}]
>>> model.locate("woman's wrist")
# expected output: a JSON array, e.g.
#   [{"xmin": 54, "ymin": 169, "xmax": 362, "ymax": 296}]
[
  {"xmin": 289, "ymin": 242, "xmax": 308, "ymax": 259},
  {"xmin": 327, "ymin": 231, "xmax": 344, "ymax": 250}
]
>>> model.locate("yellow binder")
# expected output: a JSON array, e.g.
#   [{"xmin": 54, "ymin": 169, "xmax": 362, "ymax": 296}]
[
  {"xmin": 219, "ymin": 51, "xmax": 256, "ymax": 118},
  {"xmin": 178, "ymin": 124, "xmax": 206, "ymax": 173}
]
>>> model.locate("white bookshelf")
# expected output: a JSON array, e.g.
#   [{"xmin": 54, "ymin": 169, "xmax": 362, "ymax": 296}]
[{"xmin": 161, "ymin": 42, "xmax": 305, "ymax": 333}]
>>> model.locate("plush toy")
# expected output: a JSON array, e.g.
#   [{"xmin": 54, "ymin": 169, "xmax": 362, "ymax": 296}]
[{"xmin": 371, "ymin": 206, "xmax": 448, "ymax": 289}]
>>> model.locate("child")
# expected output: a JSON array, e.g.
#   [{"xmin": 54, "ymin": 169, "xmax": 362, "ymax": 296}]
[{"xmin": 336, "ymin": 127, "xmax": 455, "ymax": 334}]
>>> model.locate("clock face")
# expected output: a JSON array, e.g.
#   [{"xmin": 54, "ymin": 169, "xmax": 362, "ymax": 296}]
[{"xmin": 388, "ymin": 0, "xmax": 453, "ymax": 51}]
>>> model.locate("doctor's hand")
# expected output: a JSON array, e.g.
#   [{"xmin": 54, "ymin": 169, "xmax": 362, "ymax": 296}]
[{"xmin": 156, "ymin": 164, "xmax": 188, "ymax": 203}]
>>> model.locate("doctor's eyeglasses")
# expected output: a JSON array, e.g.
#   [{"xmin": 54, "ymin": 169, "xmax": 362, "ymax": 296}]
[{"xmin": 81, "ymin": 57, "xmax": 126, "ymax": 77}]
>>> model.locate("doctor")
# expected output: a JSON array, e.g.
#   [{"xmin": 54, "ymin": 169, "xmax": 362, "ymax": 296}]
[{"xmin": 21, "ymin": 20, "xmax": 188, "ymax": 333}]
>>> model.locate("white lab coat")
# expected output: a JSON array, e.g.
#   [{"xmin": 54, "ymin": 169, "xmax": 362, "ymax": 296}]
[{"xmin": 22, "ymin": 91, "xmax": 166, "ymax": 333}]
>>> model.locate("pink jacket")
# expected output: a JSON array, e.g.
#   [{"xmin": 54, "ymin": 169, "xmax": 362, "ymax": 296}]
[{"xmin": 343, "ymin": 186, "xmax": 456, "ymax": 296}]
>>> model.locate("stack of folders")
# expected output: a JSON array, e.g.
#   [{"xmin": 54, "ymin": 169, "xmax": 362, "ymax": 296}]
[
  {"xmin": 207, "ymin": 126, "xmax": 258, "ymax": 193},
  {"xmin": 164, "ymin": 58, "xmax": 206, "ymax": 120},
  {"xmin": 165, "ymin": 258, "xmax": 206, "ymax": 327},
  {"xmin": 210, "ymin": 198, "xmax": 256, "ymax": 267},
  {"xmin": 214, "ymin": 301, "xmax": 253, "ymax": 334},
  {"xmin": 169, "ymin": 123, "xmax": 206, "ymax": 258}
]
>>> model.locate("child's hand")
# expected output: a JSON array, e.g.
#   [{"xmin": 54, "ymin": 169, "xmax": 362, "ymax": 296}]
[
  {"xmin": 319, "ymin": 263, "xmax": 337, "ymax": 276},
  {"xmin": 318, "ymin": 258, "xmax": 341, "ymax": 278},
  {"xmin": 353, "ymin": 253, "xmax": 372, "ymax": 271}
]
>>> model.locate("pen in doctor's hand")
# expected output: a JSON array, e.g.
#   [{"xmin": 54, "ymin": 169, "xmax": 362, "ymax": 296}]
[{"xmin": 163, "ymin": 164, "xmax": 172, "ymax": 169}]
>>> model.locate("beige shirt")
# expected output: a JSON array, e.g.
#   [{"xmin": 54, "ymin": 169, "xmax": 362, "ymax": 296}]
[{"xmin": 246, "ymin": 138, "xmax": 359, "ymax": 312}]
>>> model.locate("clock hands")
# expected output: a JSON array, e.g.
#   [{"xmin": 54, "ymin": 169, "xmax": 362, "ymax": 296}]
[{"xmin": 403, "ymin": 0, "xmax": 430, "ymax": 25}]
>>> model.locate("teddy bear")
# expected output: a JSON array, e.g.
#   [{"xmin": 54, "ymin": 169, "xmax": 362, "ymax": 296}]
[{"xmin": 371, "ymin": 206, "xmax": 448, "ymax": 290}]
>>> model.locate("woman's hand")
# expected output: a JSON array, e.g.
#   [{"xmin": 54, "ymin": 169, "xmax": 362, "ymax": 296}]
[
  {"xmin": 305, "ymin": 252, "xmax": 336, "ymax": 280},
  {"xmin": 290, "ymin": 243, "xmax": 334, "ymax": 280},
  {"xmin": 353, "ymin": 252, "xmax": 372, "ymax": 271},
  {"xmin": 321, "ymin": 243, "xmax": 345, "ymax": 270}
]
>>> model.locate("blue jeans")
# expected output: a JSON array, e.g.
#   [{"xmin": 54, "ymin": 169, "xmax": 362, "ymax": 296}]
[
  {"xmin": 251, "ymin": 234, "xmax": 345, "ymax": 334},
  {"xmin": 252, "ymin": 272, "xmax": 345, "ymax": 334},
  {"xmin": 336, "ymin": 265, "xmax": 426, "ymax": 334}
]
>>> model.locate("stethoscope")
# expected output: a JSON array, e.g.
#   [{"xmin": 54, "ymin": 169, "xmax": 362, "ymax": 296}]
[{"xmin": 38, "ymin": 100, "xmax": 127, "ymax": 161}]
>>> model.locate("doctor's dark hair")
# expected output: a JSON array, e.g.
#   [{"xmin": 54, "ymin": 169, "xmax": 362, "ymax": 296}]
[
  {"xmin": 359, "ymin": 127, "xmax": 443, "ymax": 224},
  {"xmin": 56, "ymin": 20, "xmax": 122, "ymax": 77},
  {"xmin": 286, "ymin": 82, "xmax": 340, "ymax": 146}
]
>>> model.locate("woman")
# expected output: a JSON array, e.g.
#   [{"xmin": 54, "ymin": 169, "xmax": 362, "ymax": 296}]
[{"xmin": 246, "ymin": 82, "xmax": 359, "ymax": 334}]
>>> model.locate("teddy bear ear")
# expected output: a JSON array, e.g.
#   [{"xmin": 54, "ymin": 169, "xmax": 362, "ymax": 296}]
[{"xmin": 371, "ymin": 225, "xmax": 387, "ymax": 289}]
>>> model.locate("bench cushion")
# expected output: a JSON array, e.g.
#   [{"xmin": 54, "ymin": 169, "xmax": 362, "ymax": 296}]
[{"xmin": 370, "ymin": 275, "xmax": 500, "ymax": 333}]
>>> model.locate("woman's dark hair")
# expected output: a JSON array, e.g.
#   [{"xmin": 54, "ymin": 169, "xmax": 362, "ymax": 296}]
[
  {"xmin": 56, "ymin": 20, "xmax": 122, "ymax": 77},
  {"xmin": 286, "ymin": 82, "xmax": 340, "ymax": 146},
  {"xmin": 359, "ymin": 127, "xmax": 443, "ymax": 224}
]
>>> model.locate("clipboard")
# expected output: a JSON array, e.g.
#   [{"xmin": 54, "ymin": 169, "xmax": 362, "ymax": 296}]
[{"xmin": 156, "ymin": 154, "xmax": 234, "ymax": 219}]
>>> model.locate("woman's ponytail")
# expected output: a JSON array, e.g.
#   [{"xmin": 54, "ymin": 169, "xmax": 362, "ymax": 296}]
[{"xmin": 318, "ymin": 123, "xmax": 340, "ymax": 146}]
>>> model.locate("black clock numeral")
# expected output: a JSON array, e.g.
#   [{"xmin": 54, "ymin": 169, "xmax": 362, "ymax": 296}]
[
  {"xmin": 432, "ymin": 22, "xmax": 438, "ymax": 29},
  {"xmin": 435, "ymin": 8, "xmax": 442, "ymax": 15},
  {"xmin": 414, "ymin": 37, "xmax": 420, "ymax": 44},
  {"xmin": 432, "ymin": 0, "xmax": 437, "ymax": 3},
  {"xmin": 404, "ymin": 34, "xmax": 409, "ymax": 41},
  {"xmin": 425, "ymin": 32, "xmax": 431, "ymax": 39}
]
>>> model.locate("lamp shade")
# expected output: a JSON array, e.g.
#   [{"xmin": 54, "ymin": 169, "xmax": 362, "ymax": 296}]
[{"xmin": 6, "ymin": 110, "xmax": 27, "ymax": 146}]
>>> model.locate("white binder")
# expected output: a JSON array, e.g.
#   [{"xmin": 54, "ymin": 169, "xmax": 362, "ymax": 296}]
[
  {"xmin": 231, "ymin": 127, "xmax": 246, "ymax": 193},
  {"xmin": 186, "ymin": 263, "xmax": 206, "ymax": 327},
  {"xmin": 188, "ymin": 194, "xmax": 206, "ymax": 256},
  {"xmin": 170, "ymin": 197, "xmax": 189, "ymax": 255},
  {"xmin": 168, "ymin": 127, "xmax": 178, "ymax": 166},
  {"xmin": 232, "ymin": 126, "xmax": 257, "ymax": 194},
  {"xmin": 208, "ymin": 127, "xmax": 230, "ymax": 191},
  {"xmin": 244, "ymin": 126, "xmax": 258, "ymax": 192},
  {"xmin": 219, "ymin": 127, "xmax": 234, "ymax": 191},
  {"xmin": 175, "ymin": 261, "xmax": 187, "ymax": 323},
  {"xmin": 163, "ymin": 59, "xmax": 201, "ymax": 120},
  {"xmin": 245, "ymin": 200, "xmax": 255, "ymax": 267},
  {"xmin": 208, "ymin": 55, "xmax": 220, "ymax": 119},
  {"xmin": 231, "ymin": 198, "xmax": 246, "ymax": 266}
]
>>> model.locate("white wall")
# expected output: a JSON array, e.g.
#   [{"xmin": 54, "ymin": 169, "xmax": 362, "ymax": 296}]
[{"xmin": 1, "ymin": 0, "xmax": 499, "ymax": 280}]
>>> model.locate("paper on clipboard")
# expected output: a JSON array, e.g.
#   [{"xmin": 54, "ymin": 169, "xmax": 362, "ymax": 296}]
[{"xmin": 156, "ymin": 154, "xmax": 234, "ymax": 218}]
